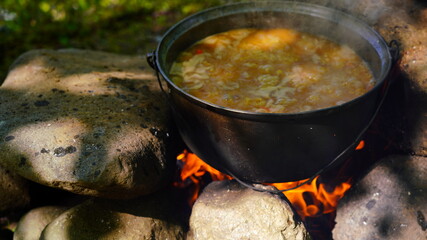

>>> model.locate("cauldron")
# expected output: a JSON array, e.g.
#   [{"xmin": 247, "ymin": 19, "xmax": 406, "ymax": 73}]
[{"xmin": 148, "ymin": 1, "xmax": 397, "ymax": 183}]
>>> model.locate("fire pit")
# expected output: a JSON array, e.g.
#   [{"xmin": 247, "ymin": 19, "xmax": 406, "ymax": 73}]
[{"xmin": 3, "ymin": 0, "xmax": 425, "ymax": 239}]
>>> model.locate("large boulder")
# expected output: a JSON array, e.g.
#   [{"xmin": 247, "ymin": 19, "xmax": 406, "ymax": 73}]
[
  {"xmin": 40, "ymin": 188, "xmax": 186, "ymax": 240},
  {"xmin": 0, "ymin": 164, "xmax": 30, "ymax": 212},
  {"xmin": 333, "ymin": 155, "xmax": 427, "ymax": 240},
  {"xmin": 187, "ymin": 180, "xmax": 311, "ymax": 240},
  {"xmin": 0, "ymin": 49, "xmax": 182, "ymax": 199}
]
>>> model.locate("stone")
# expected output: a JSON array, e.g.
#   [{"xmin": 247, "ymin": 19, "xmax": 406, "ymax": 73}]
[
  {"xmin": 40, "ymin": 188, "xmax": 186, "ymax": 240},
  {"xmin": 0, "ymin": 49, "xmax": 182, "ymax": 199},
  {"xmin": 187, "ymin": 180, "xmax": 311, "ymax": 240},
  {"xmin": 0, "ymin": 164, "xmax": 30, "ymax": 212},
  {"xmin": 372, "ymin": 0, "xmax": 427, "ymax": 156},
  {"xmin": 14, "ymin": 206, "xmax": 68, "ymax": 240},
  {"xmin": 333, "ymin": 154, "xmax": 427, "ymax": 240}
]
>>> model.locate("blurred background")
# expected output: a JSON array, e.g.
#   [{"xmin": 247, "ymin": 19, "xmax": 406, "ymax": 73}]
[{"xmin": 0, "ymin": 0, "xmax": 234, "ymax": 83}]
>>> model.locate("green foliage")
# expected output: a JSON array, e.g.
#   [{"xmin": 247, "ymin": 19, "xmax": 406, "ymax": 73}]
[{"xmin": 0, "ymin": 0, "xmax": 229, "ymax": 82}]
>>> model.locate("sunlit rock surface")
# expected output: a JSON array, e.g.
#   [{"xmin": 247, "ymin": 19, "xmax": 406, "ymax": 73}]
[
  {"xmin": 0, "ymin": 49, "xmax": 181, "ymax": 199},
  {"xmin": 40, "ymin": 189, "xmax": 186, "ymax": 240},
  {"xmin": 333, "ymin": 155, "xmax": 427, "ymax": 240},
  {"xmin": 188, "ymin": 180, "xmax": 311, "ymax": 240}
]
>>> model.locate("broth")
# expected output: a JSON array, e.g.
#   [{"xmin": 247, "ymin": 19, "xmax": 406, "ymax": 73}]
[{"xmin": 170, "ymin": 28, "xmax": 374, "ymax": 113}]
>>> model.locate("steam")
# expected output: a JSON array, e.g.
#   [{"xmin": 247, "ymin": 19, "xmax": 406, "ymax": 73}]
[
  {"xmin": 313, "ymin": 0, "xmax": 404, "ymax": 24},
  {"xmin": 223, "ymin": 0, "xmax": 409, "ymax": 24},
  {"xmin": 216, "ymin": 0, "xmax": 401, "ymax": 79},
  {"xmin": 163, "ymin": 0, "xmax": 401, "ymax": 83}
]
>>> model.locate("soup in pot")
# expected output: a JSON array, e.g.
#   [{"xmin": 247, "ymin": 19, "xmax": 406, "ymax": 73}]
[{"xmin": 169, "ymin": 28, "xmax": 374, "ymax": 113}]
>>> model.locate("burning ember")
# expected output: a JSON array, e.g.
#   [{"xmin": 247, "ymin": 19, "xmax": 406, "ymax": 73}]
[{"xmin": 174, "ymin": 141, "xmax": 364, "ymax": 219}]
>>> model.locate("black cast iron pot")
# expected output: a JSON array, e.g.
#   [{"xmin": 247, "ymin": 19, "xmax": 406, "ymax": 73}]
[{"xmin": 148, "ymin": 1, "xmax": 398, "ymax": 183}]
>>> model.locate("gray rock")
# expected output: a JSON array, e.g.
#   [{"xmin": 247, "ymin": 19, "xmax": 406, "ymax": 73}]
[
  {"xmin": 40, "ymin": 189, "xmax": 186, "ymax": 240},
  {"xmin": 0, "ymin": 164, "xmax": 29, "ymax": 212},
  {"xmin": 14, "ymin": 206, "xmax": 68, "ymax": 240},
  {"xmin": 187, "ymin": 180, "xmax": 311, "ymax": 240},
  {"xmin": 0, "ymin": 49, "xmax": 181, "ymax": 199},
  {"xmin": 333, "ymin": 154, "xmax": 427, "ymax": 240},
  {"xmin": 373, "ymin": 0, "xmax": 427, "ymax": 156}
]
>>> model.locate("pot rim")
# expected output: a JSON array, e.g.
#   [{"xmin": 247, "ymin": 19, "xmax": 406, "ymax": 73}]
[{"xmin": 155, "ymin": 0, "xmax": 393, "ymax": 120}]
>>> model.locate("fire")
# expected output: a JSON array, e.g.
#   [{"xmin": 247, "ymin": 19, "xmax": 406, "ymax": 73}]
[
  {"xmin": 355, "ymin": 140, "xmax": 365, "ymax": 150},
  {"xmin": 174, "ymin": 142, "xmax": 362, "ymax": 218},
  {"xmin": 173, "ymin": 149, "xmax": 232, "ymax": 204},
  {"xmin": 269, "ymin": 177, "xmax": 351, "ymax": 218}
]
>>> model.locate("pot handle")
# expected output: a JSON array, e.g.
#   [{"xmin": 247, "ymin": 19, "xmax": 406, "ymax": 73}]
[
  {"xmin": 228, "ymin": 40, "xmax": 401, "ymax": 194},
  {"xmin": 146, "ymin": 51, "xmax": 168, "ymax": 95},
  {"xmin": 228, "ymin": 171, "xmax": 317, "ymax": 193}
]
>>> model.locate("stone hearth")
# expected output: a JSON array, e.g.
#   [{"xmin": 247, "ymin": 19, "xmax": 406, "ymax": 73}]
[{"xmin": 0, "ymin": 0, "xmax": 426, "ymax": 239}]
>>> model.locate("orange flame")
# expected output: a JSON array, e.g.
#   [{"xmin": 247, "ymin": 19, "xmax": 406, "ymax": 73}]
[
  {"xmin": 174, "ymin": 144, "xmax": 359, "ymax": 218},
  {"xmin": 173, "ymin": 150, "xmax": 232, "ymax": 204},
  {"xmin": 269, "ymin": 177, "xmax": 351, "ymax": 219},
  {"xmin": 355, "ymin": 140, "xmax": 365, "ymax": 150}
]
